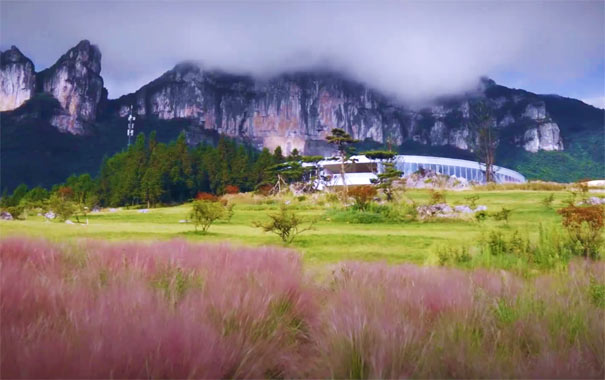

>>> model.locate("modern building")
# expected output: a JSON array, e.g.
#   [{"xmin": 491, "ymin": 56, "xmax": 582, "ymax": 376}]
[{"xmin": 306, "ymin": 155, "xmax": 525, "ymax": 188}]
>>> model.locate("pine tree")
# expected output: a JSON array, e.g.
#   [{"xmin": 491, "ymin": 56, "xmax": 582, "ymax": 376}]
[{"xmin": 326, "ymin": 128, "xmax": 357, "ymax": 199}]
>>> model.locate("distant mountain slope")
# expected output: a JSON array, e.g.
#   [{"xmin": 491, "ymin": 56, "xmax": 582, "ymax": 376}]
[{"xmin": 1, "ymin": 40, "xmax": 603, "ymax": 191}]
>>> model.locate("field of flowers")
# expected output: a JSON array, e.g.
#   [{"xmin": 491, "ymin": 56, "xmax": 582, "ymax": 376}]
[{"xmin": 2, "ymin": 237, "xmax": 603, "ymax": 378}]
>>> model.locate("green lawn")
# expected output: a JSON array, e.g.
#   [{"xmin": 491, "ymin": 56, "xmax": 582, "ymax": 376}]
[{"xmin": 0, "ymin": 189, "xmax": 594, "ymax": 265}]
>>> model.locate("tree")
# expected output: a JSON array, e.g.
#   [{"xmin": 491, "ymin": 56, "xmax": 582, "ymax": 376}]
[
  {"xmin": 326, "ymin": 128, "xmax": 357, "ymax": 199},
  {"xmin": 302, "ymin": 155, "xmax": 324, "ymax": 192},
  {"xmin": 365, "ymin": 150, "xmax": 402, "ymax": 201},
  {"xmin": 49, "ymin": 193, "xmax": 77, "ymax": 221},
  {"xmin": 253, "ymin": 203, "xmax": 315, "ymax": 244},
  {"xmin": 189, "ymin": 200, "xmax": 233, "ymax": 233},
  {"xmin": 470, "ymin": 101, "xmax": 497, "ymax": 183},
  {"xmin": 273, "ymin": 146, "xmax": 285, "ymax": 163}
]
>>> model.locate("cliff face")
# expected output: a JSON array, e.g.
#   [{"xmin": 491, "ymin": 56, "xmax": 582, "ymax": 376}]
[
  {"xmin": 0, "ymin": 41, "xmax": 572, "ymax": 154},
  {"xmin": 0, "ymin": 46, "xmax": 36, "ymax": 111},
  {"xmin": 38, "ymin": 40, "xmax": 104, "ymax": 134},
  {"xmin": 112, "ymin": 64, "xmax": 565, "ymax": 155}
]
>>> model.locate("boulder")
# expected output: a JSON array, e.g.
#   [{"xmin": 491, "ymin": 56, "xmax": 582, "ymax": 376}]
[
  {"xmin": 1, "ymin": 211, "xmax": 13, "ymax": 220},
  {"xmin": 44, "ymin": 211, "xmax": 56, "ymax": 219}
]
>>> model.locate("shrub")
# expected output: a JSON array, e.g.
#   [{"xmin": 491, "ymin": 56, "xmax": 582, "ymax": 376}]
[
  {"xmin": 49, "ymin": 193, "xmax": 77, "ymax": 221},
  {"xmin": 428, "ymin": 190, "xmax": 446, "ymax": 205},
  {"xmin": 436, "ymin": 245, "xmax": 472, "ymax": 265},
  {"xmin": 475, "ymin": 210, "xmax": 488, "ymax": 222},
  {"xmin": 253, "ymin": 204, "xmax": 315, "ymax": 244},
  {"xmin": 348, "ymin": 185, "xmax": 377, "ymax": 211},
  {"xmin": 557, "ymin": 204, "xmax": 604, "ymax": 259},
  {"xmin": 541, "ymin": 193, "xmax": 555, "ymax": 208},
  {"xmin": 492, "ymin": 208, "xmax": 512, "ymax": 224},
  {"xmin": 195, "ymin": 192, "xmax": 218, "ymax": 202},
  {"xmin": 256, "ymin": 184, "xmax": 273, "ymax": 196},
  {"xmin": 189, "ymin": 200, "xmax": 233, "ymax": 233},
  {"xmin": 224, "ymin": 185, "xmax": 240, "ymax": 194},
  {"xmin": 464, "ymin": 194, "xmax": 480, "ymax": 209}
]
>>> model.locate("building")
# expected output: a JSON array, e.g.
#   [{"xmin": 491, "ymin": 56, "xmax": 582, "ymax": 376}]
[{"xmin": 305, "ymin": 155, "xmax": 526, "ymax": 188}]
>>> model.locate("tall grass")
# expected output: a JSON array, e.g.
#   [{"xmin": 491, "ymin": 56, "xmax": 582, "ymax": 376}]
[{"xmin": 1, "ymin": 237, "xmax": 603, "ymax": 378}]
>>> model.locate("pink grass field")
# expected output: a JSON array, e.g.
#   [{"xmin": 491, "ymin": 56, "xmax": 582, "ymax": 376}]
[{"xmin": 1, "ymin": 237, "xmax": 603, "ymax": 378}]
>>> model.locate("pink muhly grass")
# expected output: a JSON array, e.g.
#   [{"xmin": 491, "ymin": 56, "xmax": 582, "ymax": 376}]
[{"xmin": 1, "ymin": 237, "xmax": 603, "ymax": 378}]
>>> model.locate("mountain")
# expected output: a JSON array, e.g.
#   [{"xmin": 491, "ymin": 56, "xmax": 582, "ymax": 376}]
[{"xmin": 1, "ymin": 40, "xmax": 603, "ymax": 191}]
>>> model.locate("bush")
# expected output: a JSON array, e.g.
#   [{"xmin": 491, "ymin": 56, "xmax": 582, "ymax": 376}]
[
  {"xmin": 541, "ymin": 193, "xmax": 555, "ymax": 208},
  {"xmin": 189, "ymin": 200, "xmax": 233, "ymax": 233},
  {"xmin": 428, "ymin": 190, "xmax": 446, "ymax": 205},
  {"xmin": 475, "ymin": 210, "xmax": 488, "ymax": 222},
  {"xmin": 436, "ymin": 245, "xmax": 472, "ymax": 265},
  {"xmin": 464, "ymin": 194, "xmax": 480, "ymax": 209},
  {"xmin": 348, "ymin": 185, "xmax": 377, "ymax": 211},
  {"xmin": 557, "ymin": 204, "xmax": 604, "ymax": 259},
  {"xmin": 49, "ymin": 194, "xmax": 77, "ymax": 221},
  {"xmin": 224, "ymin": 185, "xmax": 239, "ymax": 194},
  {"xmin": 254, "ymin": 204, "xmax": 315, "ymax": 244},
  {"xmin": 195, "ymin": 192, "xmax": 218, "ymax": 202},
  {"xmin": 492, "ymin": 208, "xmax": 512, "ymax": 224}
]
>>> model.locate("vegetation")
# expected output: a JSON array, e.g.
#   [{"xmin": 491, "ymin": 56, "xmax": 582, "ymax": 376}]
[
  {"xmin": 189, "ymin": 199, "xmax": 233, "ymax": 233},
  {"xmin": 253, "ymin": 203, "xmax": 315, "ymax": 244},
  {"xmin": 326, "ymin": 128, "xmax": 357, "ymax": 199},
  {"xmin": 1, "ymin": 237, "xmax": 603, "ymax": 378}
]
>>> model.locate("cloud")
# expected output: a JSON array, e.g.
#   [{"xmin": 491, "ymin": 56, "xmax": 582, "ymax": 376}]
[
  {"xmin": 582, "ymin": 96, "xmax": 605, "ymax": 109},
  {"xmin": 1, "ymin": 1, "xmax": 603, "ymax": 102}
]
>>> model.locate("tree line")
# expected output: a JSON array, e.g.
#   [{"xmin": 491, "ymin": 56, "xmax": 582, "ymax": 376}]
[{"xmin": 1, "ymin": 131, "xmax": 322, "ymax": 214}]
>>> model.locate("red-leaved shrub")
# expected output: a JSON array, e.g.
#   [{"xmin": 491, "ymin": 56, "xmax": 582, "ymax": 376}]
[
  {"xmin": 224, "ymin": 185, "xmax": 240, "ymax": 194},
  {"xmin": 195, "ymin": 191, "xmax": 218, "ymax": 202}
]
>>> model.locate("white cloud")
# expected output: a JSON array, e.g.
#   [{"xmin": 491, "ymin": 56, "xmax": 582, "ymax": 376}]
[
  {"xmin": 581, "ymin": 96, "xmax": 605, "ymax": 109},
  {"xmin": 1, "ymin": 1, "xmax": 603, "ymax": 102}
]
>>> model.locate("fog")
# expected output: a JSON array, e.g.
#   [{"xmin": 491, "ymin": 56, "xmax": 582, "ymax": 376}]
[{"xmin": 1, "ymin": 1, "xmax": 603, "ymax": 103}]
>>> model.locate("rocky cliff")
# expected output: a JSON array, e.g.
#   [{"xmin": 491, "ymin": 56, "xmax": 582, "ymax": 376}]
[
  {"xmin": 0, "ymin": 46, "xmax": 36, "ymax": 111},
  {"xmin": 112, "ymin": 64, "xmax": 566, "ymax": 155},
  {"xmin": 0, "ymin": 41, "xmax": 577, "ymax": 155},
  {"xmin": 38, "ymin": 40, "xmax": 105, "ymax": 134}
]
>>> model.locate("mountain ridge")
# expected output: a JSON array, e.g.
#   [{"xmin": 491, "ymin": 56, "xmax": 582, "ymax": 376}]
[{"xmin": 1, "ymin": 40, "xmax": 603, "ymax": 191}]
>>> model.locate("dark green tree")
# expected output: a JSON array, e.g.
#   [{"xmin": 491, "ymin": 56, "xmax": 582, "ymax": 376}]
[
  {"xmin": 365, "ymin": 150, "xmax": 402, "ymax": 201},
  {"xmin": 326, "ymin": 128, "xmax": 357, "ymax": 198}
]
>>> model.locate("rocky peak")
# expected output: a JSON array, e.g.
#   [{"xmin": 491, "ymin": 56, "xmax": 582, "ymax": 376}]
[
  {"xmin": 39, "ymin": 40, "xmax": 104, "ymax": 134},
  {"xmin": 0, "ymin": 46, "xmax": 36, "ymax": 111}
]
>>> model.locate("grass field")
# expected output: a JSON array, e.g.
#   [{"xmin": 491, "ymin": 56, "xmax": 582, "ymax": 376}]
[
  {"xmin": 0, "ymin": 189, "xmax": 591, "ymax": 265},
  {"xmin": 2, "ymin": 188, "xmax": 604, "ymax": 378}
]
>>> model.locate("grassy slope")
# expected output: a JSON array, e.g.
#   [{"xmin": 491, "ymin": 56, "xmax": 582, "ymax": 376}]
[{"xmin": 0, "ymin": 189, "xmax": 578, "ymax": 265}]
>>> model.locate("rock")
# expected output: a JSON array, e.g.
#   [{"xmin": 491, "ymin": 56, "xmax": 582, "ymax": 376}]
[
  {"xmin": 44, "ymin": 211, "xmax": 56, "ymax": 219},
  {"xmin": 586, "ymin": 197, "xmax": 605, "ymax": 205},
  {"xmin": 454, "ymin": 205, "xmax": 474, "ymax": 213},
  {"xmin": 523, "ymin": 122, "xmax": 563, "ymax": 152},
  {"xmin": 39, "ymin": 40, "xmax": 104, "ymax": 134},
  {"xmin": 138, "ymin": 209, "xmax": 149, "ymax": 213},
  {"xmin": 523, "ymin": 102, "xmax": 547, "ymax": 120},
  {"xmin": 65, "ymin": 220, "xmax": 74, "ymax": 224},
  {"xmin": 178, "ymin": 219, "xmax": 189, "ymax": 223},
  {"xmin": 109, "ymin": 208, "xmax": 118, "ymax": 212},
  {"xmin": 0, "ymin": 46, "xmax": 36, "ymax": 111},
  {"xmin": 416, "ymin": 203, "xmax": 456, "ymax": 219},
  {"xmin": 1, "ymin": 211, "xmax": 13, "ymax": 220},
  {"xmin": 474, "ymin": 205, "xmax": 487, "ymax": 212},
  {"xmin": 91, "ymin": 206, "xmax": 101, "ymax": 213}
]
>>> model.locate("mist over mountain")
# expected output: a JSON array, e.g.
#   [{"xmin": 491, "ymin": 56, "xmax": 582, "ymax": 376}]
[{"xmin": 1, "ymin": 1, "xmax": 603, "ymax": 104}]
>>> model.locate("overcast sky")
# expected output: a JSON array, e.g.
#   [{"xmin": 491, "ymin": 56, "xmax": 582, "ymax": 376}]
[{"xmin": 1, "ymin": 1, "xmax": 604, "ymax": 108}]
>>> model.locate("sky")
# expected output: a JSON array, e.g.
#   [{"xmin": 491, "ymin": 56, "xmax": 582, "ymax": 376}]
[{"xmin": 1, "ymin": 1, "xmax": 604, "ymax": 108}]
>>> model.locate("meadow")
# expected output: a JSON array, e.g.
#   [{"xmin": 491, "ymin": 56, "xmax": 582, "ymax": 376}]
[
  {"xmin": 1, "ymin": 187, "xmax": 604, "ymax": 378},
  {"xmin": 0, "ymin": 189, "xmax": 584, "ymax": 265}
]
